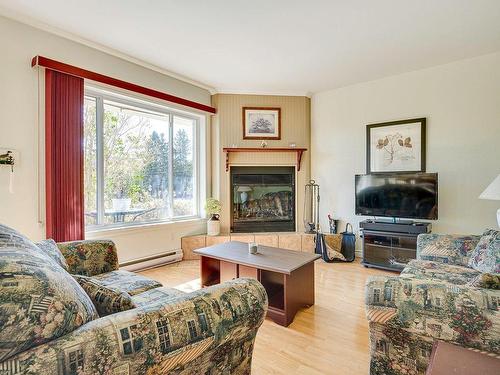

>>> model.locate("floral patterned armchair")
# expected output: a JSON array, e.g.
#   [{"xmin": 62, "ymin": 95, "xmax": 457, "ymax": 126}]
[
  {"xmin": 0, "ymin": 229, "xmax": 268, "ymax": 375},
  {"xmin": 365, "ymin": 233, "xmax": 499, "ymax": 375}
]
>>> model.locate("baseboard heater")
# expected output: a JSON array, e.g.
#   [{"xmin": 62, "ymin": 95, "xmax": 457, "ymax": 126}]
[{"xmin": 120, "ymin": 249, "xmax": 183, "ymax": 272}]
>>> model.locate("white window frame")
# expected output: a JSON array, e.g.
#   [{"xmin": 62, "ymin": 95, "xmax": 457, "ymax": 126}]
[{"xmin": 84, "ymin": 86, "xmax": 202, "ymax": 230}]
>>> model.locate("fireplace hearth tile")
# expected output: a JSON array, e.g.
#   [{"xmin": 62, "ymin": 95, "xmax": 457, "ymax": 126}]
[
  {"xmin": 206, "ymin": 235, "xmax": 230, "ymax": 247},
  {"xmin": 255, "ymin": 234, "xmax": 279, "ymax": 247},
  {"xmin": 278, "ymin": 234, "xmax": 302, "ymax": 251},
  {"xmin": 181, "ymin": 235, "xmax": 206, "ymax": 260},
  {"xmin": 301, "ymin": 234, "xmax": 316, "ymax": 253},
  {"xmin": 230, "ymin": 234, "xmax": 255, "ymax": 244}
]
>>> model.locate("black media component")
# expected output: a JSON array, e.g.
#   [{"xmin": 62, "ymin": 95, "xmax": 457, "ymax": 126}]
[{"xmin": 360, "ymin": 220, "xmax": 431, "ymax": 272}]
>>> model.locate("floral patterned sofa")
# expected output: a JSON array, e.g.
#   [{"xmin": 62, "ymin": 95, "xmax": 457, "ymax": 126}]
[
  {"xmin": 0, "ymin": 224, "xmax": 268, "ymax": 375},
  {"xmin": 365, "ymin": 231, "xmax": 499, "ymax": 375}
]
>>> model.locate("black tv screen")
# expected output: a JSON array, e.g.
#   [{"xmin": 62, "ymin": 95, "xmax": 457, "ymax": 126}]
[{"xmin": 355, "ymin": 173, "xmax": 438, "ymax": 220}]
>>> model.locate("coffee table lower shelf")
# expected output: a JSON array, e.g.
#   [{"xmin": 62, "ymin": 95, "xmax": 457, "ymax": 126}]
[{"xmin": 200, "ymin": 256, "xmax": 315, "ymax": 327}]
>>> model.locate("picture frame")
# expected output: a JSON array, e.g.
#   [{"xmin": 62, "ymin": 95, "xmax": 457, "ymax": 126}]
[
  {"xmin": 242, "ymin": 107, "xmax": 281, "ymax": 140},
  {"xmin": 366, "ymin": 118, "xmax": 426, "ymax": 173}
]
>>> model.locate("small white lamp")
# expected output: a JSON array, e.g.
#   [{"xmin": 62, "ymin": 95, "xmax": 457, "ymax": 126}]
[{"xmin": 479, "ymin": 174, "xmax": 500, "ymax": 227}]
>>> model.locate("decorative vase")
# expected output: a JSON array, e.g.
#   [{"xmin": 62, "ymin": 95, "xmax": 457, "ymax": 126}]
[{"xmin": 207, "ymin": 214, "xmax": 220, "ymax": 236}]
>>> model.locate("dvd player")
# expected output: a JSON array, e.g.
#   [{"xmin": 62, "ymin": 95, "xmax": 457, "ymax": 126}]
[{"xmin": 360, "ymin": 220, "xmax": 431, "ymax": 234}]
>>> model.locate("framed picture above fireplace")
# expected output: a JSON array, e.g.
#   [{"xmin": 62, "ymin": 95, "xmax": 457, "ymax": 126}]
[{"xmin": 243, "ymin": 107, "xmax": 281, "ymax": 140}]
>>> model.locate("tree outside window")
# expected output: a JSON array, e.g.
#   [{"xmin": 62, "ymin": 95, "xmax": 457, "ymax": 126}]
[{"xmin": 84, "ymin": 91, "xmax": 199, "ymax": 228}]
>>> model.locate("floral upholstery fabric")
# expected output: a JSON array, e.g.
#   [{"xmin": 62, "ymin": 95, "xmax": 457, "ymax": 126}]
[
  {"xmin": 468, "ymin": 273, "xmax": 500, "ymax": 290},
  {"xmin": 74, "ymin": 275, "xmax": 136, "ymax": 316},
  {"xmin": 89, "ymin": 270, "xmax": 163, "ymax": 296},
  {"xmin": 0, "ymin": 278, "xmax": 268, "ymax": 375},
  {"xmin": 132, "ymin": 286, "xmax": 186, "ymax": 307},
  {"xmin": 400, "ymin": 259, "xmax": 481, "ymax": 285},
  {"xmin": 468, "ymin": 229, "xmax": 500, "ymax": 274},
  {"xmin": 0, "ymin": 225, "xmax": 98, "ymax": 362},
  {"xmin": 35, "ymin": 239, "xmax": 69, "ymax": 271},
  {"xmin": 366, "ymin": 233, "xmax": 500, "ymax": 375},
  {"xmin": 57, "ymin": 240, "xmax": 119, "ymax": 277},
  {"xmin": 417, "ymin": 233, "xmax": 481, "ymax": 267}
]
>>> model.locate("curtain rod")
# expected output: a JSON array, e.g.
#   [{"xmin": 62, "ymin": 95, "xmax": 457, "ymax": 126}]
[{"xmin": 31, "ymin": 55, "xmax": 216, "ymax": 114}]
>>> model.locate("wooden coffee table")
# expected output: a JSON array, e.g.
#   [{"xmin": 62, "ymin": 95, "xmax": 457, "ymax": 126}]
[{"xmin": 194, "ymin": 241, "xmax": 320, "ymax": 326}]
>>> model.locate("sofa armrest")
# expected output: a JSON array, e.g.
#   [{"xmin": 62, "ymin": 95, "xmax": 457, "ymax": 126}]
[
  {"xmin": 365, "ymin": 275, "xmax": 499, "ymax": 353},
  {"xmin": 57, "ymin": 239, "xmax": 119, "ymax": 276},
  {"xmin": 416, "ymin": 233, "xmax": 481, "ymax": 266},
  {"xmin": 7, "ymin": 278, "xmax": 268, "ymax": 374}
]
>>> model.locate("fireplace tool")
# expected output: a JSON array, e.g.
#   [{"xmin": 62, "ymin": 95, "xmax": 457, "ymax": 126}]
[{"xmin": 303, "ymin": 179, "xmax": 320, "ymax": 233}]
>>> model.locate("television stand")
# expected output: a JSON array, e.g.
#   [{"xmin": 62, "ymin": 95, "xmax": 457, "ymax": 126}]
[{"xmin": 360, "ymin": 220, "xmax": 431, "ymax": 272}]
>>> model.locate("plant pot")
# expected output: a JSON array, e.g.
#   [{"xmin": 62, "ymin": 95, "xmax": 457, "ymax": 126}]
[
  {"xmin": 207, "ymin": 214, "xmax": 220, "ymax": 236},
  {"xmin": 112, "ymin": 198, "xmax": 131, "ymax": 211}
]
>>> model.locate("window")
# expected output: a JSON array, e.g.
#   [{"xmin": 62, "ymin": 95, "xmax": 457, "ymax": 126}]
[
  {"xmin": 490, "ymin": 296, "xmax": 499, "ymax": 310},
  {"xmin": 384, "ymin": 285, "xmax": 393, "ymax": 301},
  {"xmin": 434, "ymin": 297, "xmax": 441, "ymax": 307},
  {"xmin": 119, "ymin": 325, "xmax": 143, "ymax": 355},
  {"xmin": 198, "ymin": 313, "xmax": 209, "ymax": 333},
  {"xmin": 187, "ymin": 320, "xmax": 198, "ymax": 341},
  {"xmin": 84, "ymin": 89, "xmax": 200, "ymax": 228},
  {"xmin": 156, "ymin": 319, "xmax": 172, "ymax": 353},
  {"xmin": 376, "ymin": 340, "xmax": 388, "ymax": 355},
  {"xmin": 67, "ymin": 349, "xmax": 84, "ymax": 375},
  {"xmin": 373, "ymin": 289, "xmax": 381, "ymax": 303}
]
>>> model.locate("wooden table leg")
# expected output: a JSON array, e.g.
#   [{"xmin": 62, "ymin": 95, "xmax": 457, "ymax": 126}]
[{"xmin": 284, "ymin": 262, "xmax": 315, "ymax": 325}]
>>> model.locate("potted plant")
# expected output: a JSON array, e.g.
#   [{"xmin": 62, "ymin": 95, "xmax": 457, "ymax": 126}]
[{"xmin": 205, "ymin": 198, "xmax": 221, "ymax": 236}]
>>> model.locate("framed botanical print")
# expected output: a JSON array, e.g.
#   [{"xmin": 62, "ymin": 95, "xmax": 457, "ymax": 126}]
[
  {"xmin": 242, "ymin": 107, "xmax": 281, "ymax": 140},
  {"xmin": 366, "ymin": 118, "xmax": 426, "ymax": 173}
]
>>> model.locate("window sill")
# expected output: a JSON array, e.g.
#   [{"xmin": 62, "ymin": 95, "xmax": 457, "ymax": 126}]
[{"xmin": 85, "ymin": 217, "xmax": 206, "ymax": 236}]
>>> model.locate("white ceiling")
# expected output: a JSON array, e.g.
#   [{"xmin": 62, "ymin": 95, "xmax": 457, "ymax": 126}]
[{"xmin": 1, "ymin": 0, "xmax": 500, "ymax": 95}]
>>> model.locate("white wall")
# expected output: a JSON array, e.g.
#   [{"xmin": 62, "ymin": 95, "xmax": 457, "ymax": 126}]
[
  {"xmin": 312, "ymin": 52, "xmax": 500, "ymax": 238},
  {"xmin": 0, "ymin": 16, "xmax": 210, "ymax": 262}
]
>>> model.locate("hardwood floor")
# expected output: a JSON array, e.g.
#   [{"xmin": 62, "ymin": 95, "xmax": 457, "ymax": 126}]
[{"xmin": 140, "ymin": 259, "xmax": 393, "ymax": 375}]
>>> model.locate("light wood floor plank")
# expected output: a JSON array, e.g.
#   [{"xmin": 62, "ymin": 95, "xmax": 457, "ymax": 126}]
[{"xmin": 140, "ymin": 259, "xmax": 393, "ymax": 375}]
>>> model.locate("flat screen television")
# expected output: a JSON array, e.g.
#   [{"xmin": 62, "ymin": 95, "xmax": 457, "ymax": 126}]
[{"xmin": 355, "ymin": 173, "xmax": 438, "ymax": 220}]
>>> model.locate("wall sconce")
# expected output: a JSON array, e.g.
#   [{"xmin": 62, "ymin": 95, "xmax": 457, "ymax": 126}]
[
  {"xmin": 0, "ymin": 151, "xmax": 15, "ymax": 171},
  {"xmin": 0, "ymin": 150, "xmax": 15, "ymax": 194}
]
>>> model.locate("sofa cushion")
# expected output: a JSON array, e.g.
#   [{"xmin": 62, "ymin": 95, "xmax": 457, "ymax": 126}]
[
  {"xmin": 468, "ymin": 229, "xmax": 500, "ymax": 274},
  {"xmin": 57, "ymin": 239, "xmax": 119, "ymax": 276},
  {"xmin": 74, "ymin": 275, "xmax": 136, "ymax": 316},
  {"xmin": 401, "ymin": 259, "xmax": 481, "ymax": 286},
  {"xmin": 35, "ymin": 239, "xmax": 69, "ymax": 271},
  {"xmin": 131, "ymin": 286, "xmax": 186, "ymax": 307},
  {"xmin": 88, "ymin": 270, "xmax": 162, "ymax": 296},
  {"xmin": 418, "ymin": 234, "xmax": 481, "ymax": 266},
  {"xmin": 0, "ymin": 224, "xmax": 98, "ymax": 361}
]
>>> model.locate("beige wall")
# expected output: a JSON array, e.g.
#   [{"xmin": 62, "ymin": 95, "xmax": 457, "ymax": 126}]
[
  {"xmin": 211, "ymin": 94, "xmax": 311, "ymax": 232},
  {"xmin": 311, "ymin": 52, "xmax": 500, "ymax": 239},
  {"xmin": 0, "ymin": 16, "xmax": 211, "ymax": 262}
]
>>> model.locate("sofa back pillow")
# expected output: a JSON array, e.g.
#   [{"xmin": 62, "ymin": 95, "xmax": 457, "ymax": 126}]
[
  {"xmin": 468, "ymin": 229, "xmax": 500, "ymax": 274},
  {"xmin": 74, "ymin": 274, "xmax": 136, "ymax": 316},
  {"xmin": 0, "ymin": 224, "xmax": 98, "ymax": 361},
  {"xmin": 36, "ymin": 238, "xmax": 69, "ymax": 271},
  {"xmin": 418, "ymin": 234, "xmax": 481, "ymax": 266}
]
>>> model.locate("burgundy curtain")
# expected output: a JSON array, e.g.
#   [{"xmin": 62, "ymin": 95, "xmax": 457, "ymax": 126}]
[{"xmin": 45, "ymin": 69, "xmax": 85, "ymax": 242}]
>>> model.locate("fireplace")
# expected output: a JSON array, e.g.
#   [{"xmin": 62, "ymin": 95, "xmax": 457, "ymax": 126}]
[{"xmin": 230, "ymin": 166, "xmax": 295, "ymax": 233}]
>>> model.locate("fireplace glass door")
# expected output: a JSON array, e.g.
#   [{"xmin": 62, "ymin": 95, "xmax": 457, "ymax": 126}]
[{"xmin": 231, "ymin": 166, "xmax": 295, "ymax": 233}]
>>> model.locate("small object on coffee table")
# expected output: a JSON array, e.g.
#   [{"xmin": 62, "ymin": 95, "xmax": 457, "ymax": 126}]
[
  {"xmin": 195, "ymin": 241, "xmax": 320, "ymax": 326},
  {"xmin": 249, "ymin": 242, "xmax": 258, "ymax": 254},
  {"xmin": 426, "ymin": 341, "xmax": 500, "ymax": 375}
]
